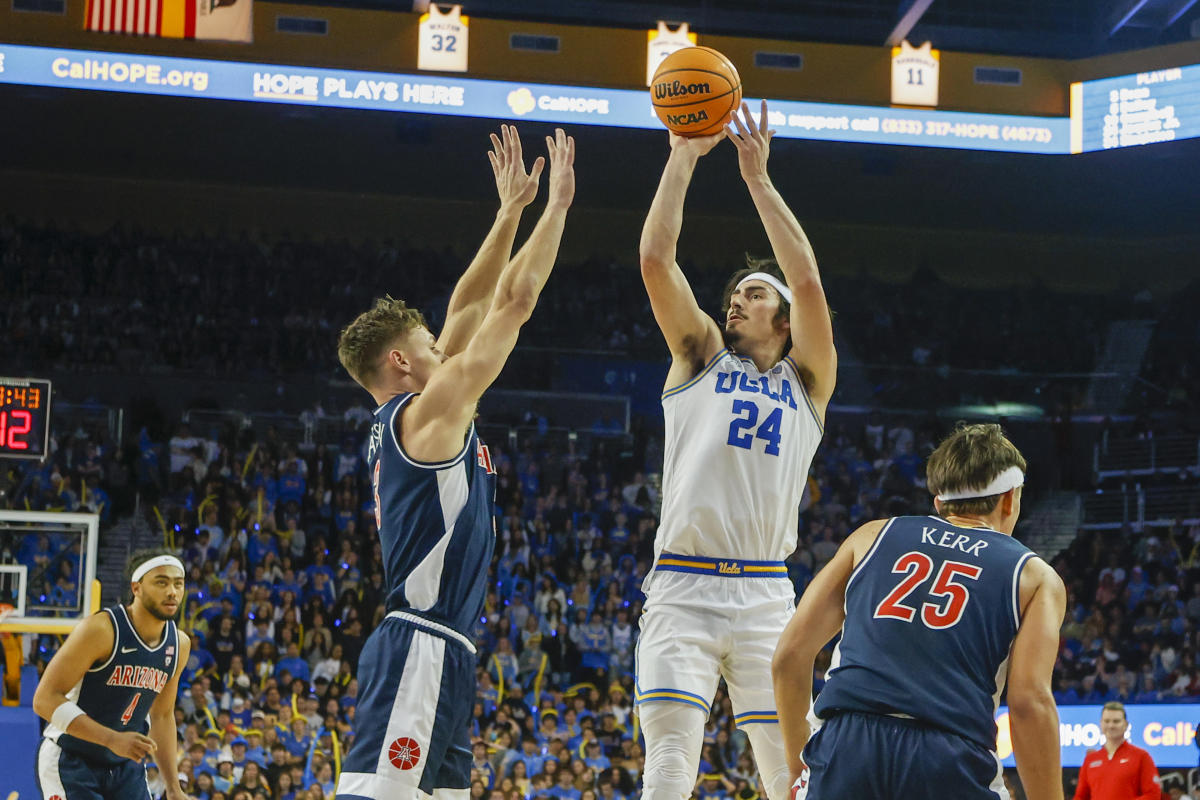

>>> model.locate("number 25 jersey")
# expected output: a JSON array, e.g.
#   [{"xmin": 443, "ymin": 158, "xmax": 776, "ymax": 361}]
[
  {"xmin": 813, "ymin": 515, "xmax": 1036, "ymax": 751},
  {"xmin": 652, "ymin": 349, "xmax": 823, "ymax": 570}
]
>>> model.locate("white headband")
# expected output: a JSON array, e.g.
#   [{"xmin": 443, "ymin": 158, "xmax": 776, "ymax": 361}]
[
  {"xmin": 132, "ymin": 555, "xmax": 185, "ymax": 582},
  {"xmin": 936, "ymin": 466, "xmax": 1025, "ymax": 502},
  {"xmin": 735, "ymin": 272, "xmax": 793, "ymax": 305}
]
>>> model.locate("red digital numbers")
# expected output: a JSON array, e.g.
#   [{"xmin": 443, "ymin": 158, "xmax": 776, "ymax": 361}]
[
  {"xmin": 873, "ymin": 551, "xmax": 982, "ymax": 630},
  {"xmin": 0, "ymin": 410, "xmax": 32, "ymax": 449}
]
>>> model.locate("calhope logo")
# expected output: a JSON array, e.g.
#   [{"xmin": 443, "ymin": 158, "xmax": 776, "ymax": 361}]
[{"xmin": 507, "ymin": 88, "xmax": 535, "ymax": 115}]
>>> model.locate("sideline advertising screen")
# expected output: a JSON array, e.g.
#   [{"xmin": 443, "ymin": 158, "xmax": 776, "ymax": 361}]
[
  {"xmin": 995, "ymin": 704, "xmax": 1200, "ymax": 768},
  {"xmin": 0, "ymin": 42, "xmax": 1069, "ymax": 154}
]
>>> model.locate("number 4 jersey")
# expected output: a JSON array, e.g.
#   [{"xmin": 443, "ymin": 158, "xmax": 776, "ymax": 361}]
[
  {"xmin": 650, "ymin": 349, "xmax": 823, "ymax": 580},
  {"xmin": 813, "ymin": 515, "xmax": 1036, "ymax": 751},
  {"xmin": 45, "ymin": 605, "xmax": 179, "ymax": 765}
]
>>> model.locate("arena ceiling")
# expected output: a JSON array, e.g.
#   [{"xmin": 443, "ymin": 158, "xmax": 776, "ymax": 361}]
[{"xmin": 323, "ymin": 0, "xmax": 1200, "ymax": 59}]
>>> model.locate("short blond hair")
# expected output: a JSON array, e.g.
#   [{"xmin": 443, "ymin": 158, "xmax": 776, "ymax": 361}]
[
  {"xmin": 337, "ymin": 296, "xmax": 427, "ymax": 387},
  {"xmin": 927, "ymin": 423, "xmax": 1027, "ymax": 516},
  {"xmin": 1102, "ymin": 701, "xmax": 1127, "ymax": 720}
]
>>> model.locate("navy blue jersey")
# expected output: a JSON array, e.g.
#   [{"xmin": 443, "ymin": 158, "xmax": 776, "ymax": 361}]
[
  {"xmin": 813, "ymin": 516, "xmax": 1035, "ymax": 751},
  {"xmin": 368, "ymin": 393, "xmax": 497, "ymax": 639},
  {"xmin": 48, "ymin": 604, "xmax": 179, "ymax": 765}
]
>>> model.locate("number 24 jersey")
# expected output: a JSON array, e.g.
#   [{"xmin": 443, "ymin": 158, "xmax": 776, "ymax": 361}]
[{"xmin": 654, "ymin": 349, "xmax": 824, "ymax": 568}]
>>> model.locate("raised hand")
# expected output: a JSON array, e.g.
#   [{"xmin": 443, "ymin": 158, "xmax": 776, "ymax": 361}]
[
  {"xmin": 668, "ymin": 129, "xmax": 726, "ymax": 159},
  {"xmin": 726, "ymin": 99, "xmax": 776, "ymax": 182},
  {"xmin": 488, "ymin": 124, "xmax": 545, "ymax": 210},
  {"xmin": 545, "ymin": 128, "xmax": 576, "ymax": 210}
]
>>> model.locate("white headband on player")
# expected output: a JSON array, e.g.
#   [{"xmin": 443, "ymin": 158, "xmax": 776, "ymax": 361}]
[
  {"xmin": 735, "ymin": 272, "xmax": 793, "ymax": 305},
  {"xmin": 132, "ymin": 555, "xmax": 185, "ymax": 582},
  {"xmin": 936, "ymin": 466, "xmax": 1025, "ymax": 502}
]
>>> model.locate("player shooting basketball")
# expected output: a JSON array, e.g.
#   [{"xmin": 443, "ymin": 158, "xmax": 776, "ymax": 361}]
[
  {"xmin": 634, "ymin": 99, "xmax": 836, "ymax": 800},
  {"xmin": 34, "ymin": 549, "xmax": 190, "ymax": 800}
]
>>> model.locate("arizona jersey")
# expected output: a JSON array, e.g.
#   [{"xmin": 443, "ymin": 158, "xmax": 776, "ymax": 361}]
[
  {"xmin": 45, "ymin": 605, "xmax": 179, "ymax": 765},
  {"xmin": 368, "ymin": 393, "xmax": 497, "ymax": 639},
  {"xmin": 650, "ymin": 350, "xmax": 823, "ymax": 576},
  {"xmin": 814, "ymin": 515, "xmax": 1036, "ymax": 751}
]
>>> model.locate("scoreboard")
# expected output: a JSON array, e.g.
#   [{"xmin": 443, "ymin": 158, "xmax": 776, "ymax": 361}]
[
  {"xmin": 0, "ymin": 378, "xmax": 52, "ymax": 460},
  {"xmin": 1071, "ymin": 63, "xmax": 1200, "ymax": 152}
]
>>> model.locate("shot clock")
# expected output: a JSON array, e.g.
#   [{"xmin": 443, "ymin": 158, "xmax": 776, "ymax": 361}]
[{"xmin": 0, "ymin": 377, "xmax": 52, "ymax": 459}]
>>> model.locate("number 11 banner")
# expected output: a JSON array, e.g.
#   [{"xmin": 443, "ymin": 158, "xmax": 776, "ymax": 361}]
[
  {"xmin": 891, "ymin": 40, "xmax": 939, "ymax": 107},
  {"xmin": 418, "ymin": 4, "xmax": 467, "ymax": 73}
]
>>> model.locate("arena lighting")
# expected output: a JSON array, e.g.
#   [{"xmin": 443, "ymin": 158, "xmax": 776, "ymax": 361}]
[
  {"xmin": 0, "ymin": 42, "xmax": 1070, "ymax": 152},
  {"xmin": 940, "ymin": 403, "xmax": 1046, "ymax": 420},
  {"xmin": 994, "ymin": 704, "xmax": 1200, "ymax": 767}
]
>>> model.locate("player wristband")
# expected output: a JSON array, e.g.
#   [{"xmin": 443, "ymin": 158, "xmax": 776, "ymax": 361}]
[{"xmin": 51, "ymin": 700, "xmax": 86, "ymax": 732}]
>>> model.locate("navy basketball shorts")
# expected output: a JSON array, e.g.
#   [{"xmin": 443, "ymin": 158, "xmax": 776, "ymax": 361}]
[
  {"xmin": 336, "ymin": 612, "xmax": 476, "ymax": 799},
  {"xmin": 798, "ymin": 712, "xmax": 1009, "ymax": 800},
  {"xmin": 37, "ymin": 738, "xmax": 151, "ymax": 800}
]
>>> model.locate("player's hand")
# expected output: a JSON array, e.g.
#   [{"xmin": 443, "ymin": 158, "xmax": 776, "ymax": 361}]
[
  {"xmin": 669, "ymin": 129, "xmax": 725, "ymax": 158},
  {"xmin": 106, "ymin": 730, "xmax": 157, "ymax": 761},
  {"xmin": 727, "ymin": 99, "xmax": 776, "ymax": 181},
  {"xmin": 488, "ymin": 124, "xmax": 544, "ymax": 210},
  {"xmin": 545, "ymin": 128, "xmax": 576, "ymax": 210}
]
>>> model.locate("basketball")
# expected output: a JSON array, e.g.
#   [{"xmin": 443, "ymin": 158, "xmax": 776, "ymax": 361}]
[{"xmin": 650, "ymin": 46, "xmax": 743, "ymax": 137}]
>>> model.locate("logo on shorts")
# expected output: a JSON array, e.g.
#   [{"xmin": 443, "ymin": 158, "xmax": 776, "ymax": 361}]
[
  {"xmin": 50, "ymin": 795, "xmax": 64, "ymax": 800},
  {"xmin": 388, "ymin": 736, "xmax": 421, "ymax": 770}
]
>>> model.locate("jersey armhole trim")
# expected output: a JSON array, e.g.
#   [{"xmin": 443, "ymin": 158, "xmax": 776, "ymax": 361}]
[
  {"xmin": 390, "ymin": 394, "xmax": 473, "ymax": 470},
  {"xmin": 662, "ymin": 349, "xmax": 728, "ymax": 401},
  {"xmin": 88, "ymin": 608, "xmax": 119, "ymax": 673},
  {"xmin": 1012, "ymin": 552, "xmax": 1035, "ymax": 628},
  {"xmin": 844, "ymin": 518, "xmax": 895, "ymax": 602},
  {"xmin": 782, "ymin": 356, "xmax": 824, "ymax": 434}
]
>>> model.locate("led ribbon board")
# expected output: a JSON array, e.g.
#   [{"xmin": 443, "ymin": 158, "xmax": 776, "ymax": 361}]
[
  {"xmin": 0, "ymin": 42, "xmax": 1071, "ymax": 153},
  {"xmin": 1071, "ymin": 62, "xmax": 1200, "ymax": 152},
  {"xmin": 995, "ymin": 704, "xmax": 1200, "ymax": 768}
]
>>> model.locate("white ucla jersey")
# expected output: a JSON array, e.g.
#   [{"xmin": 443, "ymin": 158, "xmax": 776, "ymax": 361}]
[{"xmin": 651, "ymin": 349, "xmax": 823, "ymax": 573}]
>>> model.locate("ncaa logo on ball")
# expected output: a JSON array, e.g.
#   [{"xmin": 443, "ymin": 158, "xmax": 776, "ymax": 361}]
[{"xmin": 389, "ymin": 737, "xmax": 421, "ymax": 770}]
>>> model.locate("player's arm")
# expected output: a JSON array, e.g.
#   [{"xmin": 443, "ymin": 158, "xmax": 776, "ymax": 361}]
[
  {"xmin": 32, "ymin": 613, "xmax": 157, "ymax": 762},
  {"xmin": 405, "ymin": 129, "xmax": 575, "ymax": 462},
  {"xmin": 1008, "ymin": 557, "xmax": 1067, "ymax": 800},
  {"xmin": 638, "ymin": 132, "xmax": 726, "ymax": 378},
  {"xmin": 727, "ymin": 100, "xmax": 836, "ymax": 413},
  {"xmin": 772, "ymin": 519, "xmax": 886, "ymax": 783},
  {"xmin": 436, "ymin": 125, "xmax": 545, "ymax": 358},
  {"xmin": 148, "ymin": 631, "xmax": 191, "ymax": 800},
  {"xmin": 1134, "ymin": 750, "xmax": 1161, "ymax": 800}
]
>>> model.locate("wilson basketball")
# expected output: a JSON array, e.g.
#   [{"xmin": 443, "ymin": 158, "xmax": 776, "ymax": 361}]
[{"xmin": 650, "ymin": 46, "xmax": 742, "ymax": 137}]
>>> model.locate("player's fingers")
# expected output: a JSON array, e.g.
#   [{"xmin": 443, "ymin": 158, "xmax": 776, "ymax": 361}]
[
  {"xmin": 511, "ymin": 126, "xmax": 523, "ymax": 165},
  {"xmin": 529, "ymin": 156, "xmax": 546, "ymax": 182},
  {"xmin": 731, "ymin": 107, "xmax": 751, "ymax": 139},
  {"xmin": 725, "ymin": 124, "xmax": 744, "ymax": 145},
  {"xmin": 487, "ymin": 150, "xmax": 499, "ymax": 174},
  {"xmin": 567, "ymin": 135, "xmax": 575, "ymax": 165},
  {"xmin": 555, "ymin": 127, "xmax": 566, "ymax": 152},
  {"xmin": 759, "ymin": 99, "xmax": 770, "ymax": 133}
]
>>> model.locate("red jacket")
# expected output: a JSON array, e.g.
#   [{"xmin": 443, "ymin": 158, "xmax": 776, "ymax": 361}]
[{"xmin": 1073, "ymin": 741, "xmax": 1160, "ymax": 800}]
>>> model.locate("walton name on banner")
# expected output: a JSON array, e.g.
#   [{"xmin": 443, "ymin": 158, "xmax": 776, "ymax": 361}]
[{"xmin": 85, "ymin": 0, "xmax": 252, "ymax": 42}]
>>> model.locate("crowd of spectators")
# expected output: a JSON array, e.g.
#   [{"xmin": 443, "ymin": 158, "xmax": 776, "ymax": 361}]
[
  {"xmin": 0, "ymin": 217, "xmax": 1144, "ymax": 390},
  {"xmin": 5, "ymin": 216, "xmax": 1200, "ymax": 799}
]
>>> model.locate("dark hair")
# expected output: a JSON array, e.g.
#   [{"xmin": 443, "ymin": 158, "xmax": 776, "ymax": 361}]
[{"xmin": 927, "ymin": 423, "xmax": 1028, "ymax": 517}]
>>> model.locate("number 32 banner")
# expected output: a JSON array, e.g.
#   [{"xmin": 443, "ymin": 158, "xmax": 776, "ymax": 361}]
[{"xmin": 418, "ymin": 4, "xmax": 467, "ymax": 73}]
